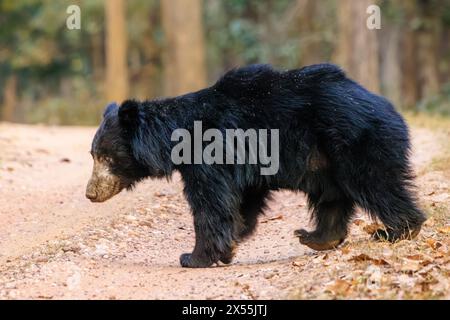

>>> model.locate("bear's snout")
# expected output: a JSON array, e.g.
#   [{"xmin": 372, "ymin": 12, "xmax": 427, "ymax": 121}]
[
  {"xmin": 85, "ymin": 176, "xmax": 121, "ymax": 202},
  {"xmin": 86, "ymin": 157, "xmax": 123, "ymax": 202},
  {"xmin": 85, "ymin": 188, "xmax": 98, "ymax": 201}
]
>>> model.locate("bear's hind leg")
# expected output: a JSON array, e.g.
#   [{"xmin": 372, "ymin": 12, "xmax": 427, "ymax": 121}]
[
  {"xmin": 364, "ymin": 184, "xmax": 426, "ymax": 242},
  {"xmin": 295, "ymin": 196, "xmax": 355, "ymax": 251}
]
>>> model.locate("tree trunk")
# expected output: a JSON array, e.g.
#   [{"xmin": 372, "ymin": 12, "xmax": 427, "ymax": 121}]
[
  {"xmin": 399, "ymin": 0, "xmax": 419, "ymax": 109},
  {"xmin": 442, "ymin": 28, "xmax": 450, "ymax": 85},
  {"xmin": 161, "ymin": 0, "xmax": 207, "ymax": 96},
  {"xmin": 91, "ymin": 31, "xmax": 104, "ymax": 81},
  {"xmin": 2, "ymin": 74, "xmax": 18, "ymax": 122},
  {"xmin": 380, "ymin": 23, "xmax": 402, "ymax": 107},
  {"xmin": 334, "ymin": 0, "xmax": 380, "ymax": 93},
  {"xmin": 105, "ymin": 0, "xmax": 129, "ymax": 103},
  {"xmin": 138, "ymin": 10, "xmax": 160, "ymax": 99},
  {"xmin": 334, "ymin": 0, "xmax": 353, "ymax": 72},
  {"xmin": 416, "ymin": 3, "xmax": 441, "ymax": 98},
  {"xmin": 297, "ymin": 0, "xmax": 325, "ymax": 66}
]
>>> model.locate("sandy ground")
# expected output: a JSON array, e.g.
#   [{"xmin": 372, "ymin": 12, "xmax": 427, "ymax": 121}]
[{"xmin": 0, "ymin": 123, "xmax": 448, "ymax": 299}]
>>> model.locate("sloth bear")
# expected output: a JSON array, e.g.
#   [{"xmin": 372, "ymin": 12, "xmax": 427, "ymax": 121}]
[{"xmin": 86, "ymin": 64, "xmax": 426, "ymax": 268}]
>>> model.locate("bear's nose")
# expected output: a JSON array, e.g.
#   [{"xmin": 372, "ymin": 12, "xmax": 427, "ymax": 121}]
[{"xmin": 86, "ymin": 190, "xmax": 98, "ymax": 201}]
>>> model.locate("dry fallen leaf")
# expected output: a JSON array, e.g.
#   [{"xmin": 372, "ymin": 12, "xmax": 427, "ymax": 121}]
[
  {"xmin": 406, "ymin": 254, "xmax": 424, "ymax": 261},
  {"xmin": 420, "ymin": 260, "xmax": 433, "ymax": 267},
  {"xmin": 406, "ymin": 254, "xmax": 433, "ymax": 267},
  {"xmin": 292, "ymin": 261, "xmax": 306, "ymax": 268},
  {"xmin": 261, "ymin": 215, "xmax": 283, "ymax": 223},
  {"xmin": 426, "ymin": 239, "xmax": 443, "ymax": 250},
  {"xmin": 349, "ymin": 254, "xmax": 390, "ymax": 266},
  {"xmin": 327, "ymin": 279, "xmax": 352, "ymax": 296},
  {"xmin": 362, "ymin": 223, "xmax": 385, "ymax": 235},
  {"xmin": 340, "ymin": 246, "xmax": 351, "ymax": 255},
  {"xmin": 400, "ymin": 260, "xmax": 421, "ymax": 273},
  {"xmin": 437, "ymin": 226, "xmax": 450, "ymax": 234},
  {"xmin": 417, "ymin": 277, "xmax": 438, "ymax": 292}
]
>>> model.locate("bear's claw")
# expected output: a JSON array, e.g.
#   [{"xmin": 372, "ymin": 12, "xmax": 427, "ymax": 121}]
[
  {"xmin": 372, "ymin": 226, "xmax": 421, "ymax": 242},
  {"xmin": 179, "ymin": 253, "xmax": 214, "ymax": 268},
  {"xmin": 294, "ymin": 229, "xmax": 343, "ymax": 251}
]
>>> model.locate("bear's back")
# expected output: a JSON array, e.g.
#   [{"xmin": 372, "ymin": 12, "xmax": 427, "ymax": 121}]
[
  {"xmin": 214, "ymin": 63, "xmax": 347, "ymax": 101},
  {"xmin": 213, "ymin": 64, "xmax": 280, "ymax": 101}
]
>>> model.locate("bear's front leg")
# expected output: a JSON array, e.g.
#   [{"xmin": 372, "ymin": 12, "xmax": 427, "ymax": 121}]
[
  {"xmin": 180, "ymin": 174, "xmax": 240, "ymax": 268},
  {"xmin": 180, "ymin": 212, "xmax": 236, "ymax": 268}
]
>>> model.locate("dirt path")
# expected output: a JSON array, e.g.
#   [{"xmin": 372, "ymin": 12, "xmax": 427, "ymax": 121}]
[{"xmin": 0, "ymin": 123, "xmax": 448, "ymax": 299}]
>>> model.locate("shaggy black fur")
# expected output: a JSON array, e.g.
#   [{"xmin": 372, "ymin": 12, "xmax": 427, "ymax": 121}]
[{"xmin": 90, "ymin": 63, "xmax": 426, "ymax": 268}]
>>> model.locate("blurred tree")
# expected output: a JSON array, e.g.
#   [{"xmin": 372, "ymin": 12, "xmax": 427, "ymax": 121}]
[
  {"xmin": 127, "ymin": 0, "xmax": 162, "ymax": 99},
  {"xmin": 399, "ymin": 0, "xmax": 420, "ymax": 109},
  {"xmin": 296, "ymin": 0, "xmax": 329, "ymax": 65},
  {"xmin": 334, "ymin": 0, "xmax": 380, "ymax": 93},
  {"xmin": 1, "ymin": 0, "xmax": 449, "ymax": 123},
  {"xmin": 416, "ymin": 0, "xmax": 441, "ymax": 98},
  {"xmin": 379, "ymin": 0, "xmax": 402, "ymax": 107},
  {"xmin": 105, "ymin": 0, "xmax": 129, "ymax": 102},
  {"xmin": 398, "ymin": 0, "xmax": 447, "ymax": 109},
  {"xmin": 161, "ymin": 0, "xmax": 206, "ymax": 96},
  {"xmin": 91, "ymin": 31, "xmax": 103, "ymax": 80},
  {"xmin": 2, "ymin": 75, "xmax": 18, "ymax": 121}
]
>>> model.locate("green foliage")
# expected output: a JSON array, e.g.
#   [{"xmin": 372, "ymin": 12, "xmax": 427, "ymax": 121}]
[
  {"xmin": 0, "ymin": 0, "xmax": 449, "ymax": 125},
  {"xmin": 0, "ymin": 0, "xmax": 160, "ymax": 124},
  {"xmin": 417, "ymin": 83, "xmax": 450, "ymax": 117},
  {"xmin": 23, "ymin": 75, "xmax": 106, "ymax": 125},
  {"xmin": 204, "ymin": 0, "xmax": 299, "ymax": 79}
]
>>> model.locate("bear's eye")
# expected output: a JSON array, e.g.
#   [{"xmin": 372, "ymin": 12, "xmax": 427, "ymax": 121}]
[{"xmin": 104, "ymin": 157, "xmax": 114, "ymax": 165}]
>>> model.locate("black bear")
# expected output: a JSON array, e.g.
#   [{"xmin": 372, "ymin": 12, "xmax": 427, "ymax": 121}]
[{"xmin": 86, "ymin": 64, "xmax": 426, "ymax": 268}]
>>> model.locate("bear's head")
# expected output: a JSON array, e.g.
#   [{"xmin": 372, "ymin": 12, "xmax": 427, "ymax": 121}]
[{"xmin": 86, "ymin": 100, "xmax": 152, "ymax": 202}]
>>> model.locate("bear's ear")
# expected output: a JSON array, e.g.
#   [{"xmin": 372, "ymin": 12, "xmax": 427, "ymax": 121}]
[
  {"xmin": 118, "ymin": 100, "xmax": 140, "ymax": 129},
  {"xmin": 103, "ymin": 102, "xmax": 119, "ymax": 118}
]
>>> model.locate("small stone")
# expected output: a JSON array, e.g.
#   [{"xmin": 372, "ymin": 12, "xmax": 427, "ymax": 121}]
[
  {"xmin": 62, "ymin": 244, "xmax": 81, "ymax": 253},
  {"xmin": 264, "ymin": 273, "xmax": 275, "ymax": 279},
  {"xmin": 35, "ymin": 256, "xmax": 49, "ymax": 263},
  {"xmin": 94, "ymin": 244, "xmax": 108, "ymax": 256},
  {"xmin": 5, "ymin": 283, "xmax": 16, "ymax": 289},
  {"xmin": 139, "ymin": 220, "xmax": 152, "ymax": 227}
]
